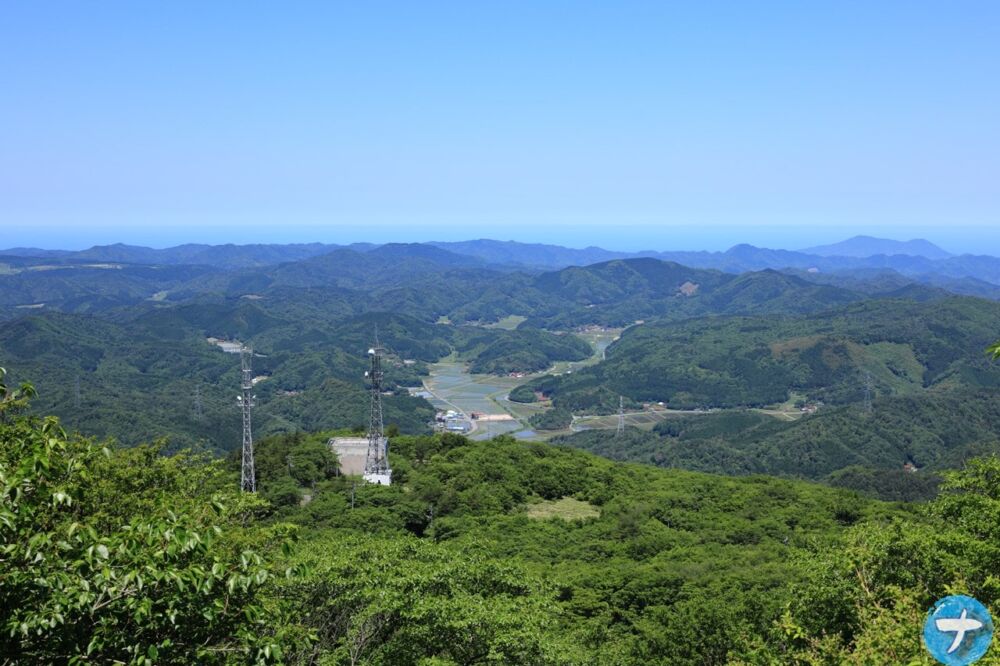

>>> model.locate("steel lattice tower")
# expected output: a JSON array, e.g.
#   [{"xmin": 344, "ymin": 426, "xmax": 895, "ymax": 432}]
[
  {"xmin": 364, "ymin": 329, "xmax": 392, "ymax": 484},
  {"xmin": 238, "ymin": 346, "xmax": 257, "ymax": 492},
  {"xmin": 616, "ymin": 395, "xmax": 625, "ymax": 437},
  {"xmin": 863, "ymin": 371, "xmax": 874, "ymax": 415}
]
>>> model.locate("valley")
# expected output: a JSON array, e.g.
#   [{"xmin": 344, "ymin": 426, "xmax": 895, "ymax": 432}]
[
  {"xmin": 7, "ymin": 6, "xmax": 1000, "ymax": 662},
  {"xmin": 3, "ymin": 237, "xmax": 1000, "ymax": 664},
  {"xmin": 4, "ymin": 240, "xmax": 1000, "ymax": 493}
]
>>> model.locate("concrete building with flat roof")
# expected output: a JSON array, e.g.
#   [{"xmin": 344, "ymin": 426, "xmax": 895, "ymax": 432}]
[{"xmin": 328, "ymin": 437, "xmax": 369, "ymax": 476}]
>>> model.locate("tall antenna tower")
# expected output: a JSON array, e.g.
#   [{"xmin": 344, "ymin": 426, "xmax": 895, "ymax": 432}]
[
  {"xmin": 616, "ymin": 395, "xmax": 625, "ymax": 437},
  {"xmin": 238, "ymin": 346, "xmax": 257, "ymax": 492},
  {"xmin": 363, "ymin": 328, "xmax": 392, "ymax": 485},
  {"xmin": 863, "ymin": 371, "xmax": 874, "ymax": 415}
]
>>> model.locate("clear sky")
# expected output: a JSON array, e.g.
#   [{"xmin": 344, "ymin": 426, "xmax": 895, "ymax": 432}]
[{"xmin": 2, "ymin": 1, "xmax": 999, "ymax": 253}]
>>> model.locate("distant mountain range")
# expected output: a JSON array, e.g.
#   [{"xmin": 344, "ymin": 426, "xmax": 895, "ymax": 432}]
[
  {"xmin": 800, "ymin": 235, "xmax": 952, "ymax": 260},
  {"xmin": 5, "ymin": 232, "xmax": 1000, "ymax": 459},
  {"xmin": 3, "ymin": 236, "xmax": 1000, "ymax": 297}
]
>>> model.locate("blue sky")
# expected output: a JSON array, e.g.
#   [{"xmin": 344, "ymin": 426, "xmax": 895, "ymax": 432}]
[{"xmin": 2, "ymin": 1, "xmax": 999, "ymax": 252}]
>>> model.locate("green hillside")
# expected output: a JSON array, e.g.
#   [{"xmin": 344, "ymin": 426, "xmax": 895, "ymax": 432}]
[
  {"xmin": 1, "ymin": 381, "xmax": 906, "ymax": 665},
  {"xmin": 0, "ymin": 302, "xmax": 593, "ymax": 450},
  {"xmin": 555, "ymin": 388, "xmax": 1000, "ymax": 500},
  {"xmin": 520, "ymin": 296, "xmax": 1000, "ymax": 413},
  {"xmin": 0, "ymin": 312, "xmax": 435, "ymax": 451}
]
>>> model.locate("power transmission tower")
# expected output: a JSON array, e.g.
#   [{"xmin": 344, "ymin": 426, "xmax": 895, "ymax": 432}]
[
  {"xmin": 363, "ymin": 328, "xmax": 392, "ymax": 485},
  {"xmin": 616, "ymin": 395, "xmax": 625, "ymax": 437},
  {"xmin": 863, "ymin": 371, "xmax": 874, "ymax": 415},
  {"xmin": 238, "ymin": 346, "xmax": 257, "ymax": 492},
  {"xmin": 193, "ymin": 384, "xmax": 203, "ymax": 420}
]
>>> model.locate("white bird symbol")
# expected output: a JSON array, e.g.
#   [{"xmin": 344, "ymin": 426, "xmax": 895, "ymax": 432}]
[{"xmin": 936, "ymin": 608, "xmax": 984, "ymax": 654}]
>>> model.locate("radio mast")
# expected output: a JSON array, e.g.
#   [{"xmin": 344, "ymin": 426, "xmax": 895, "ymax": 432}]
[
  {"xmin": 363, "ymin": 329, "xmax": 392, "ymax": 485},
  {"xmin": 238, "ymin": 346, "xmax": 257, "ymax": 492}
]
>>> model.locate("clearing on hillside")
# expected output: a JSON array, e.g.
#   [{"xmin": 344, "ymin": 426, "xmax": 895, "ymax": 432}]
[{"xmin": 526, "ymin": 497, "xmax": 600, "ymax": 521}]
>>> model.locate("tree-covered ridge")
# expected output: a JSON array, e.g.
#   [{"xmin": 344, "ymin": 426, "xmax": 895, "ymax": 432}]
[
  {"xmin": 2, "ymin": 374, "xmax": 918, "ymax": 665},
  {"xmin": 520, "ymin": 296, "xmax": 1000, "ymax": 413},
  {"xmin": 7, "ymin": 239, "xmax": 1000, "ymax": 314},
  {"xmin": 555, "ymin": 388, "xmax": 1000, "ymax": 501},
  {"xmin": 3, "ymin": 246, "xmax": 956, "ymax": 331},
  {"xmin": 452, "ymin": 327, "xmax": 592, "ymax": 374},
  {"xmin": 0, "ymin": 304, "xmax": 593, "ymax": 452},
  {"xmin": 0, "ymin": 311, "xmax": 435, "ymax": 451}
]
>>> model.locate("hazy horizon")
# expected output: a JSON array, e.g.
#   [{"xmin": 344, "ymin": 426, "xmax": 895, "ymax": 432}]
[
  {"xmin": 4, "ymin": 224, "xmax": 1000, "ymax": 257},
  {"xmin": 4, "ymin": 3, "xmax": 999, "ymax": 256}
]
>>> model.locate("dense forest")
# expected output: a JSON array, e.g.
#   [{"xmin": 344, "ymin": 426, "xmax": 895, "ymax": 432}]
[
  {"xmin": 6, "ymin": 367, "xmax": 1000, "ymax": 664},
  {"xmin": 555, "ymin": 388, "xmax": 1000, "ymax": 501},
  {"xmin": 518, "ymin": 296, "xmax": 1000, "ymax": 413},
  {"xmin": 0, "ymin": 303, "xmax": 589, "ymax": 451},
  {"xmin": 4, "ymin": 241, "xmax": 1000, "ymax": 663}
]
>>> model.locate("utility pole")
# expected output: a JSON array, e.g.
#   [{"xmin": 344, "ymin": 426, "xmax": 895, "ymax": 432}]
[
  {"xmin": 238, "ymin": 346, "xmax": 257, "ymax": 492},
  {"xmin": 363, "ymin": 328, "xmax": 392, "ymax": 484}
]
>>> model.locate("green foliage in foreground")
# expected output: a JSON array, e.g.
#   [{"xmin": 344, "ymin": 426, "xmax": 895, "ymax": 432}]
[
  {"xmin": 0, "ymin": 371, "xmax": 293, "ymax": 664},
  {"xmin": 10, "ymin": 373, "xmax": 1000, "ymax": 664},
  {"xmin": 244, "ymin": 430, "xmax": 906, "ymax": 665},
  {"xmin": 763, "ymin": 457, "xmax": 1000, "ymax": 665}
]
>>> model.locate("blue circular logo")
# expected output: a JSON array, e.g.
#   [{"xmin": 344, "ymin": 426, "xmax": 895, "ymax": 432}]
[{"xmin": 924, "ymin": 595, "xmax": 994, "ymax": 665}]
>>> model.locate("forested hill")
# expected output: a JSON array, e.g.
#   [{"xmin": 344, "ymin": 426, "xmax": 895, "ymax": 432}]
[
  {"xmin": 8, "ymin": 377, "xmax": 1000, "ymax": 664},
  {"xmin": 554, "ymin": 388, "xmax": 1000, "ymax": 500},
  {"xmin": 9, "ymin": 237, "xmax": 1000, "ymax": 291},
  {"xmin": 5, "ymin": 242, "xmax": 999, "ymax": 328},
  {"xmin": 0, "ymin": 379, "xmax": 899, "ymax": 664},
  {"xmin": 520, "ymin": 296, "xmax": 1000, "ymax": 413},
  {"xmin": 0, "ymin": 305, "xmax": 590, "ymax": 451},
  {"xmin": 4, "ymin": 242, "xmax": 1000, "ymax": 461}
]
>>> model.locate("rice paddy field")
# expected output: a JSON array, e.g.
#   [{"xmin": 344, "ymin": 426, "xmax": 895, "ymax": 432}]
[
  {"xmin": 418, "ymin": 326, "xmax": 785, "ymax": 441},
  {"xmin": 420, "ymin": 360, "xmax": 531, "ymax": 439}
]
